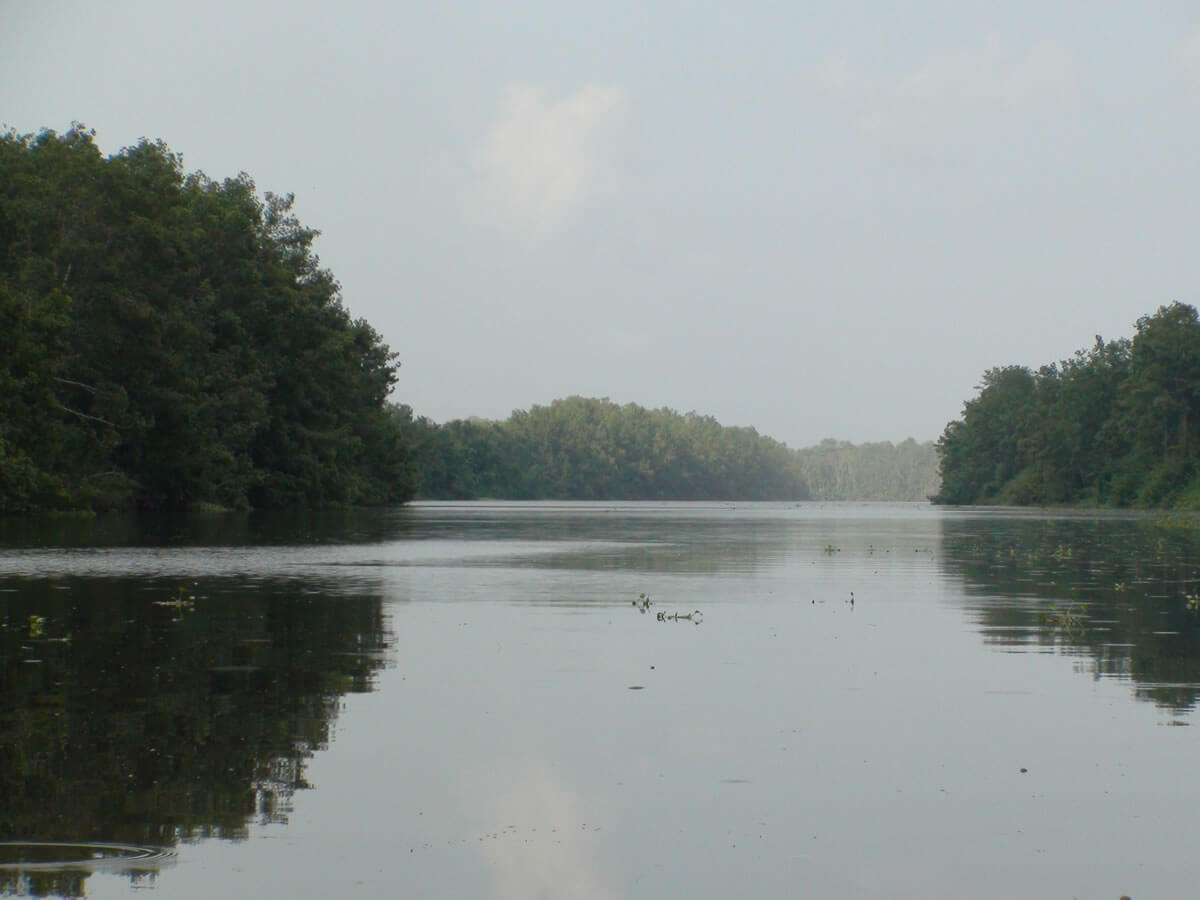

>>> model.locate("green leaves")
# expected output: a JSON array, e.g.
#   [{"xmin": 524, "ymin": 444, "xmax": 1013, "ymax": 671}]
[
  {"xmin": 402, "ymin": 396, "xmax": 811, "ymax": 501},
  {"xmin": 935, "ymin": 304, "xmax": 1200, "ymax": 508},
  {"xmin": 0, "ymin": 126, "xmax": 415, "ymax": 511}
]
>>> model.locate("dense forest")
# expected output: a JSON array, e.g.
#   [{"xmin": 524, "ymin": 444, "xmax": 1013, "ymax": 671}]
[
  {"xmin": 935, "ymin": 302, "xmax": 1200, "ymax": 507},
  {"xmin": 395, "ymin": 396, "xmax": 811, "ymax": 500},
  {"xmin": 395, "ymin": 396, "xmax": 939, "ymax": 501},
  {"xmin": 0, "ymin": 126, "xmax": 415, "ymax": 512}
]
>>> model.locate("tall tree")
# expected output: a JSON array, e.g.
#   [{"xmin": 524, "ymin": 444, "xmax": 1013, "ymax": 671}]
[
  {"xmin": 935, "ymin": 303, "xmax": 1200, "ymax": 508},
  {"xmin": 0, "ymin": 126, "xmax": 416, "ymax": 511}
]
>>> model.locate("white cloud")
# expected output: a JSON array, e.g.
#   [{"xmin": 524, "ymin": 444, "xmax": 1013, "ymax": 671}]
[
  {"xmin": 464, "ymin": 764, "xmax": 619, "ymax": 900},
  {"xmin": 472, "ymin": 82, "xmax": 626, "ymax": 240},
  {"xmin": 818, "ymin": 40, "xmax": 1076, "ymax": 136}
]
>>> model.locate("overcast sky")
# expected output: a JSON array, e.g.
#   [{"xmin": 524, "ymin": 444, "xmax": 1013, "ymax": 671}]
[{"xmin": 4, "ymin": 1, "xmax": 1199, "ymax": 447}]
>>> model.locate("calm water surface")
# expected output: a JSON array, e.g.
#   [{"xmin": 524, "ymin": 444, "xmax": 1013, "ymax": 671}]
[{"xmin": 2, "ymin": 502, "xmax": 1198, "ymax": 898}]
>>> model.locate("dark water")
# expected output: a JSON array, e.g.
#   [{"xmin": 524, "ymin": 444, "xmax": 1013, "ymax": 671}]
[{"xmin": 1, "ymin": 502, "xmax": 1197, "ymax": 898}]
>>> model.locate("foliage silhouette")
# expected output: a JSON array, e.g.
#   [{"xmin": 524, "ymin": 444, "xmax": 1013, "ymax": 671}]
[
  {"xmin": 936, "ymin": 303, "xmax": 1200, "ymax": 508},
  {"xmin": 0, "ymin": 125, "xmax": 415, "ymax": 512}
]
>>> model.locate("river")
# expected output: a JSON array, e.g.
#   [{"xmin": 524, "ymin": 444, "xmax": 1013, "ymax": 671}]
[{"xmin": 1, "ymin": 501, "xmax": 1196, "ymax": 898}]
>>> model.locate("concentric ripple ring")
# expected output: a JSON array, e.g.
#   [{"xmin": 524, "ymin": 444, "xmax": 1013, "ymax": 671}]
[{"xmin": 0, "ymin": 842, "xmax": 177, "ymax": 872}]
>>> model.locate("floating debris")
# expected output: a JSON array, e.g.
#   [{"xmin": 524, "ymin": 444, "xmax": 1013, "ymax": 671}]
[
  {"xmin": 656, "ymin": 610, "xmax": 703, "ymax": 624},
  {"xmin": 153, "ymin": 586, "xmax": 195, "ymax": 612}
]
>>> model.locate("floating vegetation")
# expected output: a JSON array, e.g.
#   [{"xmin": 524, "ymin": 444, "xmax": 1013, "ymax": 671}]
[
  {"xmin": 632, "ymin": 593, "xmax": 701, "ymax": 622},
  {"xmin": 27, "ymin": 615, "xmax": 45, "ymax": 639},
  {"xmin": 1113, "ymin": 581, "xmax": 1128, "ymax": 592},
  {"xmin": 656, "ymin": 610, "xmax": 703, "ymax": 624},
  {"xmin": 1187, "ymin": 590, "xmax": 1200, "ymax": 612},
  {"xmin": 153, "ymin": 586, "xmax": 195, "ymax": 613},
  {"xmin": 1051, "ymin": 544, "xmax": 1073, "ymax": 561},
  {"xmin": 1039, "ymin": 602, "xmax": 1087, "ymax": 637}
]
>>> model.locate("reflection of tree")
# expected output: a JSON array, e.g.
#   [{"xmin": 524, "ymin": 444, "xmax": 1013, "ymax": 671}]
[
  {"xmin": 0, "ymin": 575, "xmax": 390, "ymax": 890},
  {"xmin": 0, "ymin": 506, "xmax": 414, "ymax": 551},
  {"xmin": 939, "ymin": 514, "xmax": 1200, "ymax": 712},
  {"xmin": 0, "ymin": 869, "xmax": 87, "ymax": 899}
]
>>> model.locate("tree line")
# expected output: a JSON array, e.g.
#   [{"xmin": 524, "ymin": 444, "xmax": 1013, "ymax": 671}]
[
  {"xmin": 395, "ymin": 396, "xmax": 811, "ymax": 500},
  {"xmin": 396, "ymin": 396, "xmax": 940, "ymax": 502},
  {"xmin": 935, "ymin": 302, "xmax": 1200, "ymax": 507},
  {"xmin": 0, "ymin": 125, "xmax": 416, "ymax": 512}
]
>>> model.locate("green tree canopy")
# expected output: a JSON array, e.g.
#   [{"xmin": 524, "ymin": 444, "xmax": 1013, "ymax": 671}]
[
  {"xmin": 397, "ymin": 396, "xmax": 811, "ymax": 501},
  {"xmin": 0, "ymin": 126, "xmax": 415, "ymax": 511},
  {"xmin": 935, "ymin": 302, "xmax": 1200, "ymax": 508}
]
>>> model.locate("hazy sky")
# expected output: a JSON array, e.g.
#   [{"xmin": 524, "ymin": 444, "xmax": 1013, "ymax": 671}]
[{"xmin": 4, "ymin": 1, "xmax": 1199, "ymax": 447}]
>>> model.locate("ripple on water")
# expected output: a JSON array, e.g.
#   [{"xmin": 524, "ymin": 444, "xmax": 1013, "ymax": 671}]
[{"xmin": 0, "ymin": 842, "xmax": 177, "ymax": 872}]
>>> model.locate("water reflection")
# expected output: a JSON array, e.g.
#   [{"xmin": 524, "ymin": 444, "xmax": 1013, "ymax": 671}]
[
  {"xmin": 386, "ymin": 501, "xmax": 943, "ymax": 578},
  {"xmin": 462, "ymin": 765, "xmax": 619, "ymax": 900},
  {"xmin": 0, "ymin": 506, "xmax": 415, "ymax": 550},
  {"xmin": 0, "ymin": 502, "xmax": 934, "ymax": 582},
  {"xmin": 0, "ymin": 842, "xmax": 175, "ymax": 898},
  {"xmin": 0, "ymin": 573, "xmax": 390, "ymax": 895},
  {"xmin": 5, "ymin": 502, "xmax": 1200, "ymax": 898},
  {"xmin": 939, "ymin": 511, "xmax": 1200, "ymax": 712}
]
